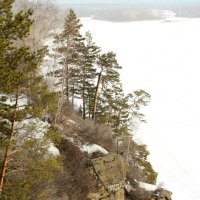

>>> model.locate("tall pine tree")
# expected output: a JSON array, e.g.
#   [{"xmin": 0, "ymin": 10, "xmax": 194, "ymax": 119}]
[
  {"xmin": 78, "ymin": 32, "xmax": 100, "ymax": 119},
  {"xmin": 54, "ymin": 9, "xmax": 83, "ymax": 100},
  {"xmin": 0, "ymin": 0, "xmax": 58, "ymax": 193},
  {"xmin": 92, "ymin": 51, "xmax": 122, "ymax": 120}
]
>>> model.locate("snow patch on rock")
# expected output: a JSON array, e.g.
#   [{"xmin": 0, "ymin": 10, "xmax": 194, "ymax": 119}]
[
  {"xmin": 80, "ymin": 144, "xmax": 109, "ymax": 155},
  {"xmin": 139, "ymin": 182, "xmax": 157, "ymax": 191}
]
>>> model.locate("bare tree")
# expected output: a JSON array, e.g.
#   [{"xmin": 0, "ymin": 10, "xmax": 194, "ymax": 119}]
[{"xmin": 14, "ymin": 0, "xmax": 60, "ymax": 49}]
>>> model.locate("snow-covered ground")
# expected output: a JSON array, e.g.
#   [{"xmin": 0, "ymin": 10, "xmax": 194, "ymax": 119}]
[{"xmin": 81, "ymin": 17, "xmax": 200, "ymax": 200}]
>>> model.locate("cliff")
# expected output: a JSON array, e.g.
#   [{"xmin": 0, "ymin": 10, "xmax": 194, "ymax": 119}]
[
  {"xmin": 87, "ymin": 153, "xmax": 172, "ymax": 200},
  {"xmin": 88, "ymin": 153, "xmax": 126, "ymax": 200}
]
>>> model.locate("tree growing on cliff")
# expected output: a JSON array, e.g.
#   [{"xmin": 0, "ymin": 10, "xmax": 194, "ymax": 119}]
[
  {"xmin": 78, "ymin": 32, "xmax": 100, "ymax": 119},
  {"xmin": 2, "ymin": 128, "xmax": 62, "ymax": 200},
  {"xmin": 92, "ymin": 51, "xmax": 122, "ymax": 121},
  {"xmin": 53, "ymin": 9, "xmax": 83, "ymax": 100}
]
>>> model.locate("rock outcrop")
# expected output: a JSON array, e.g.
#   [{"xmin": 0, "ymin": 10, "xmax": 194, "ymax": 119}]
[
  {"xmin": 88, "ymin": 153, "xmax": 126, "ymax": 200},
  {"xmin": 151, "ymin": 188, "xmax": 172, "ymax": 200},
  {"xmin": 87, "ymin": 153, "xmax": 172, "ymax": 200}
]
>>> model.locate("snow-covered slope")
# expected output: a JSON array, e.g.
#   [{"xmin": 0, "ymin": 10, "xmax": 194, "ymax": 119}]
[{"xmin": 80, "ymin": 17, "xmax": 200, "ymax": 200}]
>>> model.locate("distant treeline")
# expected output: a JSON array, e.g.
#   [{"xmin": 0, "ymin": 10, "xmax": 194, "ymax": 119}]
[{"xmin": 59, "ymin": 4, "xmax": 200, "ymax": 21}]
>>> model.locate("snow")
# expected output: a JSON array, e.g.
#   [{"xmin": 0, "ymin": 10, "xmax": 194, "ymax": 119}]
[
  {"xmin": 80, "ymin": 143, "xmax": 109, "ymax": 155},
  {"xmin": 81, "ymin": 17, "xmax": 200, "ymax": 200},
  {"xmin": 125, "ymin": 181, "xmax": 134, "ymax": 192},
  {"xmin": 139, "ymin": 182, "xmax": 157, "ymax": 191},
  {"xmin": 49, "ymin": 143, "xmax": 60, "ymax": 155},
  {"xmin": 0, "ymin": 94, "xmax": 28, "ymax": 108},
  {"xmin": 65, "ymin": 118, "xmax": 76, "ymax": 125},
  {"xmin": 16, "ymin": 118, "xmax": 60, "ymax": 156},
  {"xmin": 16, "ymin": 118, "xmax": 50, "ymax": 138}
]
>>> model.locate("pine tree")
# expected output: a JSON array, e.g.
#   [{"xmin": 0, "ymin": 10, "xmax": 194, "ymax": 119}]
[
  {"xmin": 92, "ymin": 51, "xmax": 122, "ymax": 120},
  {"xmin": 79, "ymin": 32, "xmax": 100, "ymax": 119},
  {"xmin": 129, "ymin": 141, "xmax": 157, "ymax": 184},
  {"xmin": 109, "ymin": 91, "xmax": 131, "ymax": 137},
  {"xmin": 2, "ymin": 130, "xmax": 62, "ymax": 200},
  {"xmin": 129, "ymin": 89, "xmax": 151, "ymax": 123},
  {"xmin": 53, "ymin": 9, "xmax": 83, "ymax": 100},
  {"xmin": 0, "ymin": 0, "xmax": 59, "ymax": 193}
]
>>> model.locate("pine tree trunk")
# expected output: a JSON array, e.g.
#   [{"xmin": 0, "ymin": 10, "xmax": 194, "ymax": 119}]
[
  {"xmin": 89, "ymin": 96, "xmax": 91, "ymax": 119},
  {"xmin": 66, "ymin": 65, "xmax": 69, "ymax": 99},
  {"xmin": 0, "ymin": 89, "xmax": 19, "ymax": 194},
  {"xmin": 65, "ymin": 35, "xmax": 70, "ymax": 100},
  {"xmin": 64, "ymin": 60, "xmax": 69, "ymax": 99},
  {"xmin": 71, "ymin": 82, "xmax": 74, "ymax": 107},
  {"xmin": 92, "ymin": 71, "xmax": 102, "ymax": 120},
  {"xmin": 54, "ymin": 95, "xmax": 65, "ymax": 125},
  {"xmin": 82, "ymin": 77, "xmax": 86, "ymax": 119}
]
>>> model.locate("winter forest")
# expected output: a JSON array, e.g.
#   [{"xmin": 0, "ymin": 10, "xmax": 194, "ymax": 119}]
[{"xmin": 0, "ymin": 0, "xmax": 169, "ymax": 200}]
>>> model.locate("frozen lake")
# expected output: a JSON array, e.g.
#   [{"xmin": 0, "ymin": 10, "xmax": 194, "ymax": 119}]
[{"xmin": 81, "ymin": 17, "xmax": 200, "ymax": 200}]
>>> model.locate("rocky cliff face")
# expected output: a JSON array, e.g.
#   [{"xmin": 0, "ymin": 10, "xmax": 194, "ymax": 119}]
[
  {"xmin": 88, "ymin": 153, "xmax": 126, "ymax": 200},
  {"xmin": 87, "ymin": 153, "xmax": 172, "ymax": 200}
]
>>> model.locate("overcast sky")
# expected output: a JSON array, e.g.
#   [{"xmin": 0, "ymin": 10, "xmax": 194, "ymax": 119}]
[{"xmin": 55, "ymin": 0, "xmax": 200, "ymax": 4}]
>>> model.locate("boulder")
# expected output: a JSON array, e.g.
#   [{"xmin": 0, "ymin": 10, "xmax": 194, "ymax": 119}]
[
  {"xmin": 88, "ymin": 153, "xmax": 126, "ymax": 200},
  {"xmin": 152, "ymin": 188, "xmax": 172, "ymax": 200}
]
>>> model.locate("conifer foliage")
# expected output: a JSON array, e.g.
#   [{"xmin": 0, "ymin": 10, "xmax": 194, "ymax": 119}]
[
  {"xmin": 0, "ymin": 0, "xmax": 60, "ymax": 196},
  {"xmin": 51, "ymin": 9, "xmax": 151, "ymax": 137},
  {"xmin": 53, "ymin": 9, "xmax": 83, "ymax": 100}
]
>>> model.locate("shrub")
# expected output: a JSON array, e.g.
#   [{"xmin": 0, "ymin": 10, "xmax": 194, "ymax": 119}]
[{"xmin": 55, "ymin": 139, "xmax": 97, "ymax": 200}]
